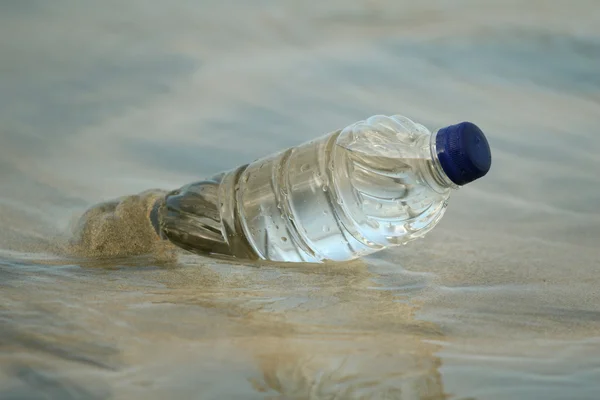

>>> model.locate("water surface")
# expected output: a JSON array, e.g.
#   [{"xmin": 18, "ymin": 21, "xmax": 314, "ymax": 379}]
[{"xmin": 1, "ymin": 1, "xmax": 600, "ymax": 399}]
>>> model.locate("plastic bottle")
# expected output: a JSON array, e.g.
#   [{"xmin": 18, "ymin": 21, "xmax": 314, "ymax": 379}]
[{"xmin": 151, "ymin": 115, "xmax": 491, "ymax": 263}]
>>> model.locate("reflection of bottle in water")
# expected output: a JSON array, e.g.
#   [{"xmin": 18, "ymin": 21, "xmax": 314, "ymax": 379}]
[
  {"xmin": 250, "ymin": 336, "xmax": 445, "ymax": 399},
  {"xmin": 155, "ymin": 115, "xmax": 491, "ymax": 262}
]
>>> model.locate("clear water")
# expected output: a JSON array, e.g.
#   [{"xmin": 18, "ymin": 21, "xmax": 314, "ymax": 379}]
[
  {"xmin": 159, "ymin": 115, "xmax": 452, "ymax": 262},
  {"xmin": 2, "ymin": 1, "xmax": 600, "ymax": 399}
]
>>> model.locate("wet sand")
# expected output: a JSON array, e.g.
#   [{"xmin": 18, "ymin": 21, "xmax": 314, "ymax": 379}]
[{"xmin": 1, "ymin": 0, "xmax": 599, "ymax": 398}]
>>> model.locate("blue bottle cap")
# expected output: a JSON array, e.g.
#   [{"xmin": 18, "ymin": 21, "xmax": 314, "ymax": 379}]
[{"xmin": 435, "ymin": 122, "xmax": 491, "ymax": 186}]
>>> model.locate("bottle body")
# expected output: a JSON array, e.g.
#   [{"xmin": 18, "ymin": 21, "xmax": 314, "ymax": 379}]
[{"xmin": 157, "ymin": 115, "xmax": 462, "ymax": 263}]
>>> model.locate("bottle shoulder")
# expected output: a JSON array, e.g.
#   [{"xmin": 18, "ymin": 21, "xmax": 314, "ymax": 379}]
[{"xmin": 330, "ymin": 115, "xmax": 452, "ymax": 246}]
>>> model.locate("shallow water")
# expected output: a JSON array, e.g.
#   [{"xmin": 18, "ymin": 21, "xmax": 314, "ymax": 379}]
[{"xmin": 1, "ymin": 1, "xmax": 600, "ymax": 399}]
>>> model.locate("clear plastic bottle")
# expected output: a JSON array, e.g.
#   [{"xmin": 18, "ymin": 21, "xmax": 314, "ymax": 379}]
[{"xmin": 152, "ymin": 115, "xmax": 491, "ymax": 263}]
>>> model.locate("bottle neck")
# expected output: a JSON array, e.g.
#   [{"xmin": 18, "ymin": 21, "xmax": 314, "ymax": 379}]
[{"xmin": 424, "ymin": 131, "xmax": 458, "ymax": 192}]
